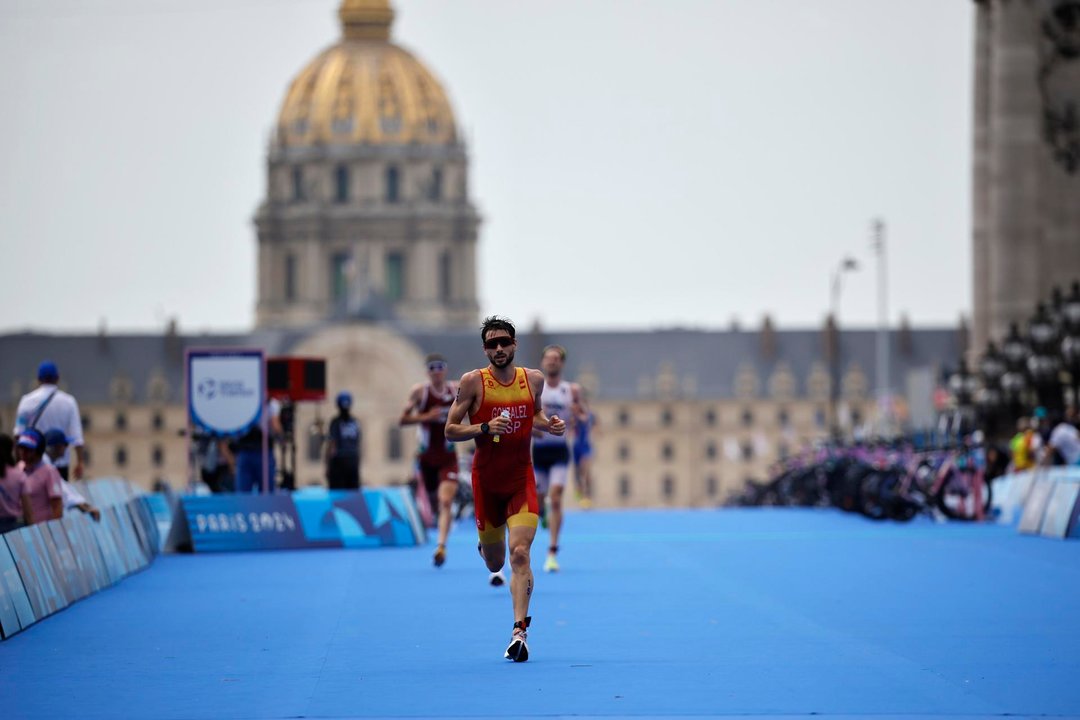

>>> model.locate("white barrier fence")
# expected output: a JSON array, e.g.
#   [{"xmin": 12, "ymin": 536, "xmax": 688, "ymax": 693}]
[{"xmin": 993, "ymin": 467, "xmax": 1080, "ymax": 539}]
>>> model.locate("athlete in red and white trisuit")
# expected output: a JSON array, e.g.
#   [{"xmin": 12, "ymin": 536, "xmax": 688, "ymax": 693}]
[
  {"xmin": 446, "ymin": 316, "xmax": 565, "ymax": 662},
  {"xmin": 400, "ymin": 353, "xmax": 458, "ymax": 568}
]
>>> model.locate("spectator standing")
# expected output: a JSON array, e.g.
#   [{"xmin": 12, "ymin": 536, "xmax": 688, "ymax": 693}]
[
  {"xmin": 1033, "ymin": 406, "xmax": 1053, "ymax": 446},
  {"xmin": 0, "ymin": 434, "xmax": 27, "ymax": 533},
  {"xmin": 1043, "ymin": 407, "xmax": 1080, "ymax": 467},
  {"xmin": 326, "ymin": 392, "xmax": 362, "ymax": 490},
  {"xmin": 16, "ymin": 429, "xmax": 63, "ymax": 524},
  {"xmin": 13, "ymin": 361, "xmax": 86, "ymax": 481},
  {"xmin": 43, "ymin": 429, "xmax": 101, "ymax": 520},
  {"xmin": 193, "ymin": 431, "xmax": 230, "ymax": 493},
  {"xmin": 1008, "ymin": 418, "xmax": 1039, "ymax": 472},
  {"xmin": 222, "ymin": 395, "xmax": 282, "ymax": 493}
]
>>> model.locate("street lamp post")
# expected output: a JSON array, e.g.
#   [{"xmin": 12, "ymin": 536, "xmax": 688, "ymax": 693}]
[
  {"xmin": 871, "ymin": 219, "xmax": 890, "ymax": 434},
  {"xmin": 828, "ymin": 256, "xmax": 859, "ymax": 436}
]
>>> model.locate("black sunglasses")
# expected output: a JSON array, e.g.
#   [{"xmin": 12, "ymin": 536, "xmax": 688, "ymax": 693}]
[
  {"xmin": 483, "ymin": 336, "xmax": 515, "ymax": 350},
  {"xmin": 427, "ymin": 361, "xmax": 447, "ymax": 371}
]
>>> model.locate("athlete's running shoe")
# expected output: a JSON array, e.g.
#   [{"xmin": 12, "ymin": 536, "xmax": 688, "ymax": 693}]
[
  {"xmin": 504, "ymin": 617, "xmax": 531, "ymax": 662},
  {"xmin": 543, "ymin": 552, "xmax": 559, "ymax": 573},
  {"xmin": 489, "ymin": 570, "xmax": 506, "ymax": 587},
  {"xmin": 433, "ymin": 545, "xmax": 446, "ymax": 567}
]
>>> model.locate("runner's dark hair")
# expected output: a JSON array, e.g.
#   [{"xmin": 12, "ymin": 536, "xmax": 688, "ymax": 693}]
[{"xmin": 481, "ymin": 316, "xmax": 516, "ymax": 342}]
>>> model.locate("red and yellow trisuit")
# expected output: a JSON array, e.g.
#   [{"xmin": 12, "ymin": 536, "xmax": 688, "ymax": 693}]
[{"xmin": 469, "ymin": 366, "xmax": 540, "ymax": 545}]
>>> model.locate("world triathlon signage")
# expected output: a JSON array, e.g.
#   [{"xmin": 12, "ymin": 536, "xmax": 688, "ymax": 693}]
[{"xmin": 186, "ymin": 349, "xmax": 265, "ymax": 437}]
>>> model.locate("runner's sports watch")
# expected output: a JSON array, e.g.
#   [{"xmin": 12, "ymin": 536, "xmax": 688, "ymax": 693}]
[{"xmin": 480, "ymin": 422, "xmax": 490, "ymax": 435}]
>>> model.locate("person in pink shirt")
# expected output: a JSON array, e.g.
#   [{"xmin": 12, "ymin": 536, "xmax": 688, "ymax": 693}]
[
  {"xmin": 0, "ymin": 434, "xmax": 27, "ymax": 533},
  {"xmin": 16, "ymin": 429, "xmax": 62, "ymax": 525}
]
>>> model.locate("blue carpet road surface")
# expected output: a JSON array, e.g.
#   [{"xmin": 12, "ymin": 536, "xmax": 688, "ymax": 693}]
[{"xmin": 2, "ymin": 508, "xmax": 1079, "ymax": 719}]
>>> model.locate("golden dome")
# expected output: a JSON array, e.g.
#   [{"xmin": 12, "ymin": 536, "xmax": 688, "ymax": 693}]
[{"xmin": 276, "ymin": 0, "xmax": 457, "ymax": 148}]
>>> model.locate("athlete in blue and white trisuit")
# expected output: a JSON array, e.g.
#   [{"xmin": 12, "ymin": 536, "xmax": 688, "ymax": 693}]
[{"xmin": 531, "ymin": 344, "xmax": 586, "ymax": 573}]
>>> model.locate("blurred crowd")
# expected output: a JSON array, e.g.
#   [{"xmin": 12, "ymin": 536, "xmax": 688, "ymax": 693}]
[
  {"xmin": 1007, "ymin": 406, "xmax": 1080, "ymax": 473},
  {"xmin": 1, "ymin": 361, "xmax": 100, "ymax": 534}
]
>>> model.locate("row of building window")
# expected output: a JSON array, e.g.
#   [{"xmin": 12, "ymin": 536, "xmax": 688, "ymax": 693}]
[
  {"xmin": 82, "ymin": 445, "xmax": 166, "ymax": 469},
  {"xmin": 291, "ymin": 165, "xmax": 444, "ymax": 205},
  {"xmin": 82, "ymin": 413, "xmax": 166, "ymax": 432},
  {"xmin": 83, "ymin": 407, "xmax": 862, "ymax": 435},
  {"xmin": 615, "ymin": 440, "xmax": 789, "ymax": 463},
  {"xmin": 614, "ymin": 474, "xmax": 724, "ymax": 501},
  {"xmin": 284, "ymin": 250, "xmax": 453, "ymax": 305},
  {"xmin": 614, "ymin": 406, "xmax": 861, "ymax": 429}
]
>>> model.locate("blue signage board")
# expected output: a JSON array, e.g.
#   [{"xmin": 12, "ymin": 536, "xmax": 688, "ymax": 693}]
[{"xmin": 181, "ymin": 488, "xmax": 424, "ymax": 552}]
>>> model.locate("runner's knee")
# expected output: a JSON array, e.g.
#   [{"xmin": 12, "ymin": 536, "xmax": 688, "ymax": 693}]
[
  {"xmin": 482, "ymin": 545, "xmax": 505, "ymax": 571},
  {"xmin": 509, "ymin": 543, "xmax": 530, "ymax": 570}
]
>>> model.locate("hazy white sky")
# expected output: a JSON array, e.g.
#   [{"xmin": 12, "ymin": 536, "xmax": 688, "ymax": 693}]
[{"xmin": 0, "ymin": 0, "xmax": 972, "ymax": 334}]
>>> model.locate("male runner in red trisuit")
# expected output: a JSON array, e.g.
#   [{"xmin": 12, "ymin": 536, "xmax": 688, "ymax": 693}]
[
  {"xmin": 445, "ymin": 316, "xmax": 565, "ymax": 662},
  {"xmin": 400, "ymin": 353, "xmax": 459, "ymax": 568}
]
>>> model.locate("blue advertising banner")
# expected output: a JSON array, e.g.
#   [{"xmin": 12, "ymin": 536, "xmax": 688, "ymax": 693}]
[
  {"xmin": 61, "ymin": 515, "xmax": 108, "ymax": 594},
  {"xmin": 183, "ymin": 495, "xmax": 311, "ymax": 552},
  {"xmin": 0, "ymin": 536, "xmax": 34, "ymax": 638},
  {"xmin": 143, "ymin": 493, "xmax": 173, "ymax": 553},
  {"xmin": 7, "ymin": 526, "xmax": 66, "ymax": 619},
  {"xmin": 1, "ymin": 477, "xmax": 167, "ymax": 642},
  {"xmin": 182, "ymin": 488, "xmax": 424, "ymax": 553},
  {"xmin": 37, "ymin": 523, "xmax": 78, "ymax": 607},
  {"xmin": 1041, "ymin": 482, "xmax": 1080, "ymax": 539},
  {"xmin": 44, "ymin": 520, "xmax": 90, "ymax": 602},
  {"xmin": 89, "ymin": 512, "xmax": 128, "ymax": 584}
]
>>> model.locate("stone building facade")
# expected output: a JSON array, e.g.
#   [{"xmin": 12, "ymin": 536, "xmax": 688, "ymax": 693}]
[
  {"xmin": 971, "ymin": 0, "xmax": 1080, "ymax": 352},
  {"xmin": 255, "ymin": 0, "xmax": 480, "ymax": 330},
  {"xmin": 0, "ymin": 322, "xmax": 961, "ymax": 507}
]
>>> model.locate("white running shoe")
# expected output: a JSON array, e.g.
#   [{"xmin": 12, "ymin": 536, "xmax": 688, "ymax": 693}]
[
  {"xmin": 489, "ymin": 569, "xmax": 506, "ymax": 587},
  {"xmin": 543, "ymin": 552, "xmax": 559, "ymax": 573},
  {"xmin": 504, "ymin": 617, "xmax": 531, "ymax": 662}
]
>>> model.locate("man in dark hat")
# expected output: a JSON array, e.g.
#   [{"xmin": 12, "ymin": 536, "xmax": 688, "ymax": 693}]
[{"xmin": 13, "ymin": 360, "xmax": 86, "ymax": 481}]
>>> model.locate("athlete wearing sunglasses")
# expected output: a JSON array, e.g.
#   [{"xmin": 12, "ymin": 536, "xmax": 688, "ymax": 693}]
[{"xmin": 445, "ymin": 315, "xmax": 565, "ymax": 662}]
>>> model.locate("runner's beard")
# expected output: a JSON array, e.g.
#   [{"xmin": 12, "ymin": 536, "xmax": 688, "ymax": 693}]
[{"xmin": 492, "ymin": 351, "xmax": 515, "ymax": 369}]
